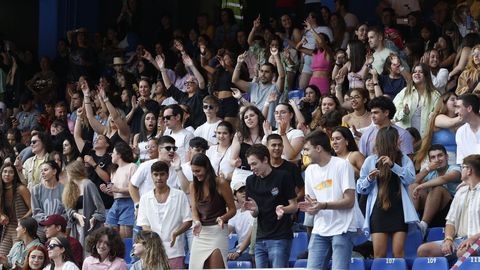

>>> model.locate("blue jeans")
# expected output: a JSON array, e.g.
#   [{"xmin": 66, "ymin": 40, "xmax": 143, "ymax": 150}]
[
  {"xmin": 307, "ymin": 232, "xmax": 354, "ymax": 270},
  {"xmin": 255, "ymin": 239, "xmax": 292, "ymax": 268}
]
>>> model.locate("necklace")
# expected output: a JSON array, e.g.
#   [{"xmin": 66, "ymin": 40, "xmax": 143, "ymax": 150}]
[
  {"xmin": 4, "ymin": 185, "xmax": 13, "ymax": 190},
  {"xmin": 352, "ymin": 110, "xmax": 368, "ymax": 118}
]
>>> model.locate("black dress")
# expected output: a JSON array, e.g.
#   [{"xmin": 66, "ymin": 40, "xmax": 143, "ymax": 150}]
[{"xmin": 370, "ymin": 173, "xmax": 408, "ymax": 233}]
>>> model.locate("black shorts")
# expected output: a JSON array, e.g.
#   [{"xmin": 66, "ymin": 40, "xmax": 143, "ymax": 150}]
[{"xmin": 218, "ymin": 96, "xmax": 239, "ymax": 118}]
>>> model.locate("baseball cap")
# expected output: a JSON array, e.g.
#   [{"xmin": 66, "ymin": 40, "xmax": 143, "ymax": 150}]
[
  {"xmin": 39, "ymin": 214, "xmax": 67, "ymax": 229},
  {"xmin": 232, "ymin": 181, "xmax": 246, "ymax": 193}
]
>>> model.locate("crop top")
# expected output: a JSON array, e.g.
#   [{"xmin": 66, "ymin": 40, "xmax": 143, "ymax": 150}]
[{"xmin": 311, "ymin": 50, "xmax": 331, "ymax": 72}]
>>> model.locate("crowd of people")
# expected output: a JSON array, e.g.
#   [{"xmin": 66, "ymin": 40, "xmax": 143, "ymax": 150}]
[{"xmin": 2, "ymin": 0, "xmax": 480, "ymax": 269}]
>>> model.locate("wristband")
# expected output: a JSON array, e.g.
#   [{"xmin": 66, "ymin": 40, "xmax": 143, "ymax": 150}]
[
  {"xmin": 264, "ymin": 101, "xmax": 270, "ymax": 107},
  {"xmin": 444, "ymin": 236, "xmax": 454, "ymax": 242},
  {"xmin": 175, "ymin": 167, "xmax": 182, "ymax": 172},
  {"xmin": 135, "ymin": 203, "xmax": 139, "ymax": 209},
  {"xmin": 235, "ymin": 249, "xmax": 243, "ymax": 255},
  {"xmin": 93, "ymin": 163, "xmax": 99, "ymax": 169}
]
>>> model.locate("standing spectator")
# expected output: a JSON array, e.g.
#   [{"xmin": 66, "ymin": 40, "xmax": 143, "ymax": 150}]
[
  {"xmin": 359, "ymin": 96, "xmax": 414, "ymax": 157},
  {"xmin": 32, "ymin": 161, "xmax": 66, "ymax": 241},
  {"xmin": 331, "ymin": 127, "xmax": 366, "ymax": 177},
  {"xmin": 129, "ymin": 136, "xmax": 179, "ymax": 205},
  {"xmin": 163, "ymin": 104, "xmax": 194, "ymax": 163},
  {"xmin": 189, "ymin": 154, "xmax": 236, "ymax": 269},
  {"xmin": 41, "ymin": 214, "xmax": 83, "ymax": 267},
  {"xmin": 19, "ymin": 132, "xmax": 52, "ymax": 189},
  {"xmin": 62, "ymin": 161, "xmax": 105, "ymax": 245},
  {"xmin": 243, "ymin": 144, "xmax": 297, "ymax": 268},
  {"xmin": 357, "ymin": 127, "xmax": 417, "ymax": 258},
  {"xmin": 105, "ymin": 142, "xmax": 137, "ymax": 239},
  {"xmin": 137, "ymin": 161, "xmax": 192, "ymax": 269},
  {"xmin": 0, "ymin": 163, "xmax": 32, "ymax": 256},
  {"xmin": 232, "ymin": 48, "xmax": 285, "ymax": 125},
  {"xmin": 194, "ymin": 96, "xmax": 222, "ymax": 146},
  {"xmin": 377, "ymin": 53, "xmax": 408, "ymax": 99},
  {"xmin": 130, "ymin": 231, "xmax": 170, "ymax": 270},
  {"xmin": 132, "ymin": 111, "xmax": 158, "ymax": 162},
  {"xmin": 214, "ymin": 8, "xmax": 239, "ymax": 48},
  {"xmin": 367, "ymin": 26, "xmax": 396, "ymax": 75},
  {"xmin": 455, "ymin": 94, "xmax": 480, "ymax": 164},
  {"xmin": 300, "ymin": 130, "xmax": 363, "ymax": 269},
  {"xmin": 44, "ymin": 236, "xmax": 79, "ymax": 270},
  {"xmin": 335, "ymin": 0, "xmax": 359, "ymax": 32},
  {"xmin": 341, "ymin": 89, "xmax": 371, "ymax": 142},
  {"xmin": 82, "ymin": 227, "xmax": 128, "ymax": 270},
  {"xmin": 25, "ymin": 56, "xmax": 58, "ymax": 105},
  {"xmin": 393, "ymin": 63, "xmax": 441, "ymax": 137},
  {"xmin": 206, "ymin": 121, "xmax": 235, "ymax": 179},
  {"xmin": 0, "ymin": 217, "xmax": 42, "ymax": 269},
  {"xmin": 125, "ymin": 79, "xmax": 160, "ymax": 134},
  {"xmin": 22, "ymin": 246, "xmax": 49, "ymax": 270}
]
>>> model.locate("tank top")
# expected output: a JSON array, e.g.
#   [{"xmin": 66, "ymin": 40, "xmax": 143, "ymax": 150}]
[
  {"xmin": 311, "ymin": 50, "xmax": 331, "ymax": 72},
  {"xmin": 432, "ymin": 128, "xmax": 457, "ymax": 154},
  {"xmin": 138, "ymin": 141, "xmax": 150, "ymax": 161},
  {"xmin": 197, "ymin": 190, "xmax": 227, "ymax": 226}
]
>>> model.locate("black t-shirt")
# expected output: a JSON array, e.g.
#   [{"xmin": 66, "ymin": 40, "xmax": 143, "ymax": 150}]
[
  {"xmin": 246, "ymin": 169, "xmax": 296, "ymax": 240},
  {"xmin": 274, "ymin": 159, "xmax": 304, "ymax": 190},
  {"xmin": 80, "ymin": 142, "xmax": 114, "ymax": 209},
  {"xmin": 168, "ymin": 85, "xmax": 207, "ymax": 128},
  {"xmin": 130, "ymin": 100, "xmax": 160, "ymax": 134}
]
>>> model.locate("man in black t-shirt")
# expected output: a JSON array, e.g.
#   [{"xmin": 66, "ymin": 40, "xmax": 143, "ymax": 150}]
[
  {"xmin": 267, "ymin": 134, "xmax": 305, "ymax": 202},
  {"xmin": 244, "ymin": 144, "xmax": 297, "ymax": 268}
]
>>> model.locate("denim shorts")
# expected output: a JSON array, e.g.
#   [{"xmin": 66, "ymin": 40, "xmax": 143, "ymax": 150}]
[
  {"xmin": 302, "ymin": 55, "xmax": 313, "ymax": 74},
  {"xmin": 307, "ymin": 232, "xmax": 355, "ymax": 270},
  {"xmin": 106, "ymin": 198, "xmax": 135, "ymax": 226}
]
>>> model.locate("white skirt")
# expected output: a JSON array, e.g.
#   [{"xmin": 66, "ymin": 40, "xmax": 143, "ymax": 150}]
[{"xmin": 189, "ymin": 224, "xmax": 228, "ymax": 269}]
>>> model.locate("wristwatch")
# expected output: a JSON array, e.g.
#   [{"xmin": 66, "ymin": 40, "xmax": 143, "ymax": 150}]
[{"xmin": 235, "ymin": 249, "xmax": 243, "ymax": 255}]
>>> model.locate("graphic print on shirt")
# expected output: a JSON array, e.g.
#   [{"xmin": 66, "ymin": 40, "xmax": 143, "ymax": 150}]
[{"xmin": 314, "ymin": 179, "xmax": 332, "ymax": 191}]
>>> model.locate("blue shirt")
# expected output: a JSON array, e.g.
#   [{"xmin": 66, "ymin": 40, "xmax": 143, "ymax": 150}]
[
  {"xmin": 359, "ymin": 124, "xmax": 414, "ymax": 157},
  {"xmin": 424, "ymin": 164, "xmax": 461, "ymax": 196}
]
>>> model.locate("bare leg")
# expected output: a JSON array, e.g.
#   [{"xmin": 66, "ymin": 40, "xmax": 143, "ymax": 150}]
[
  {"xmin": 299, "ymin": 72, "xmax": 312, "ymax": 90},
  {"xmin": 391, "ymin": 231, "xmax": 406, "ymax": 258},
  {"xmin": 371, "ymin": 233, "xmax": 389, "ymax": 258},
  {"xmin": 422, "ymin": 186, "xmax": 452, "ymax": 224},
  {"xmin": 204, "ymin": 249, "xmax": 225, "ymax": 269},
  {"xmin": 408, "ymin": 183, "xmax": 426, "ymax": 211},
  {"xmin": 417, "ymin": 242, "xmax": 445, "ymax": 257}
]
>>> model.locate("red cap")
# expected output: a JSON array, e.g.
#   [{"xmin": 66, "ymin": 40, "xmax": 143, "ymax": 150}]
[{"xmin": 39, "ymin": 214, "xmax": 67, "ymax": 228}]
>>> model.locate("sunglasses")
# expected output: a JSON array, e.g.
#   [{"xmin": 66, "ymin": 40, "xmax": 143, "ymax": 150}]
[
  {"xmin": 163, "ymin": 115, "xmax": 176, "ymax": 120},
  {"xmin": 47, "ymin": 243, "xmax": 63, "ymax": 250},
  {"xmin": 203, "ymin": 105, "xmax": 215, "ymax": 110},
  {"xmin": 160, "ymin": 146, "xmax": 178, "ymax": 152},
  {"xmin": 30, "ymin": 140, "xmax": 39, "ymax": 145}
]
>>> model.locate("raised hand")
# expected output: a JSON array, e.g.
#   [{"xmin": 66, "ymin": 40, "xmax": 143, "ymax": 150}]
[
  {"xmin": 253, "ymin": 14, "xmax": 261, "ymax": 29},
  {"xmin": 182, "ymin": 54, "xmax": 194, "ymax": 67},
  {"xmin": 231, "ymin": 87, "xmax": 243, "ymax": 99},
  {"xmin": 303, "ymin": 20, "xmax": 312, "ymax": 31},
  {"xmin": 263, "ymin": 120, "xmax": 272, "ymax": 136},
  {"xmin": 174, "ymin": 40, "xmax": 184, "ymax": 53},
  {"xmin": 270, "ymin": 47, "xmax": 279, "ymax": 56},
  {"xmin": 142, "ymin": 50, "xmax": 154, "ymax": 62},
  {"xmin": 155, "ymin": 54, "xmax": 165, "ymax": 69},
  {"xmin": 237, "ymin": 51, "xmax": 247, "ymax": 63}
]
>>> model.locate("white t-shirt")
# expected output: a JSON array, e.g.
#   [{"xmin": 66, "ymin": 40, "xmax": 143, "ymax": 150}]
[
  {"xmin": 456, "ymin": 122, "xmax": 480, "ymax": 164},
  {"xmin": 431, "ymin": 68, "xmax": 449, "ymax": 94},
  {"xmin": 130, "ymin": 159, "xmax": 179, "ymax": 196},
  {"xmin": 263, "ymin": 128, "xmax": 305, "ymax": 161},
  {"xmin": 304, "ymin": 156, "xmax": 364, "ymax": 236},
  {"xmin": 305, "ymin": 26, "xmax": 334, "ymax": 49},
  {"xmin": 229, "ymin": 209, "xmax": 254, "ymax": 246},
  {"xmin": 206, "ymin": 145, "xmax": 235, "ymax": 176},
  {"xmin": 137, "ymin": 188, "xmax": 192, "ymax": 259},
  {"xmin": 43, "ymin": 261, "xmax": 79, "ymax": 270},
  {"xmin": 166, "ymin": 128, "xmax": 194, "ymax": 163},
  {"xmin": 372, "ymin": 47, "xmax": 394, "ymax": 75},
  {"xmin": 194, "ymin": 120, "xmax": 222, "ymax": 145}
]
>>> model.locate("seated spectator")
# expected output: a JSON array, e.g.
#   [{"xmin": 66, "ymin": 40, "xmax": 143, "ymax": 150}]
[
  {"xmin": 455, "ymin": 94, "xmax": 480, "ymax": 164},
  {"xmin": 411, "ymin": 144, "xmax": 461, "ymax": 238},
  {"xmin": 417, "ymin": 154, "xmax": 480, "ymax": 258},
  {"xmin": 341, "ymin": 89, "xmax": 371, "ymax": 141},
  {"xmin": 15, "ymin": 95, "xmax": 40, "ymax": 135},
  {"xmin": 425, "ymin": 49, "xmax": 449, "ymax": 93},
  {"xmin": 19, "ymin": 131, "xmax": 52, "ymax": 188},
  {"xmin": 377, "ymin": 53, "xmax": 408, "ymax": 99},
  {"xmin": 41, "ymin": 214, "xmax": 83, "ymax": 267},
  {"xmin": 227, "ymin": 181, "xmax": 253, "ymax": 262},
  {"xmin": 0, "ymin": 217, "xmax": 42, "ymax": 269},
  {"xmin": 455, "ymin": 44, "xmax": 480, "ymax": 95},
  {"xmin": 83, "ymin": 227, "xmax": 128, "ymax": 270},
  {"xmin": 44, "ymin": 236, "xmax": 79, "ymax": 270},
  {"xmin": 137, "ymin": 161, "xmax": 192, "ymax": 269},
  {"xmin": 130, "ymin": 231, "xmax": 170, "ymax": 270}
]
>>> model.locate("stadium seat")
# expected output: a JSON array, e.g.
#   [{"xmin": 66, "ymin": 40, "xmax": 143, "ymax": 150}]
[
  {"xmin": 289, "ymin": 232, "xmax": 309, "ymax": 266},
  {"xmin": 457, "ymin": 256, "xmax": 480, "ymax": 270},
  {"xmin": 123, "ymin": 238, "xmax": 133, "ymax": 264},
  {"xmin": 412, "ymin": 257, "xmax": 448, "ymax": 270},
  {"xmin": 227, "ymin": 261, "xmax": 253, "ymax": 268},
  {"xmin": 371, "ymin": 258, "xmax": 408, "ymax": 270},
  {"xmin": 426, "ymin": 227, "xmax": 445, "ymax": 242},
  {"xmin": 229, "ymin": 233, "xmax": 238, "ymax": 250},
  {"xmin": 350, "ymin": 258, "xmax": 366, "ymax": 270},
  {"xmin": 387, "ymin": 228, "xmax": 422, "ymax": 266},
  {"xmin": 293, "ymin": 259, "xmax": 307, "ymax": 268}
]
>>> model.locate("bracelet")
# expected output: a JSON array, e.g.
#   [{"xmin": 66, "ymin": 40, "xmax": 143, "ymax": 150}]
[
  {"xmin": 444, "ymin": 236, "xmax": 454, "ymax": 242},
  {"xmin": 235, "ymin": 249, "xmax": 243, "ymax": 255},
  {"xmin": 103, "ymin": 98, "xmax": 109, "ymax": 103},
  {"xmin": 93, "ymin": 163, "xmax": 99, "ymax": 169},
  {"xmin": 264, "ymin": 101, "xmax": 270, "ymax": 107},
  {"xmin": 175, "ymin": 167, "xmax": 182, "ymax": 172}
]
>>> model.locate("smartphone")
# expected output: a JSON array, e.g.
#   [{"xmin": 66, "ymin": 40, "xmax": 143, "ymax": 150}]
[{"xmin": 396, "ymin": 18, "xmax": 409, "ymax": 25}]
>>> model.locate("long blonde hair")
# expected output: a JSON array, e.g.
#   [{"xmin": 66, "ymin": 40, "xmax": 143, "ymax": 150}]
[
  {"xmin": 462, "ymin": 44, "xmax": 480, "ymax": 83},
  {"xmin": 62, "ymin": 161, "xmax": 87, "ymax": 209},
  {"xmin": 414, "ymin": 92, "xmax": 457, "ymax": 169},
  {"xmin": 135, "ymin": 231, "xmax": 170, "ymax": 270},
  {"xmin": 375, "ymin": 127, "xmax": 402, "ymax": 211}
]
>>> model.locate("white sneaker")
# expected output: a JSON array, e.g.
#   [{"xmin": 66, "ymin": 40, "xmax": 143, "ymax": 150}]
[{"xmin": 418, "ymin": 221, "xmax": 428, "ymax": 239}]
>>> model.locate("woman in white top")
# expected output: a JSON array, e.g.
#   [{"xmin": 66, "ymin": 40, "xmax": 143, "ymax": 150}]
[
  {"xmin": 341, "ymin": 88, "xmax": 372, "ymax": 141},
  {"xmin": 423, "ymin": 49, "xmax": 449, "ymax": 93},
  {"xmin": 264, "ymin": 103, "xmax": 304, "ymax": 162},
  {"xmin": 207, "ymin": 121, "xmax": 235, "ymax": 179},
  {"xmin": 43, "ymin": 237, "xmax": 79, "ymax": 270},
  {"xmin": 132, "ymin": 111, "xmax": 157, "ymax": 162},
  {"xmin": 331, "ymin": 127, "xmax": 365, "ymax": 178}
]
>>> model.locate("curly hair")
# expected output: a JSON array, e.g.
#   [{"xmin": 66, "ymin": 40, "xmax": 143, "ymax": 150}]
[
  {"xmin": 135, "ymin": 231, "xmax": 170, "ymax": 270},
  {"xmin": 85, "ymin": 227, "xmax": 125, "ymax": 261}
]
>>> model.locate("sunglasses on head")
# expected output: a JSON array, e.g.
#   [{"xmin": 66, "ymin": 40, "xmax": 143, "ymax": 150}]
[{"xmin": 161, "ymin": 146, "xmax": 178, "ymax": 152}]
